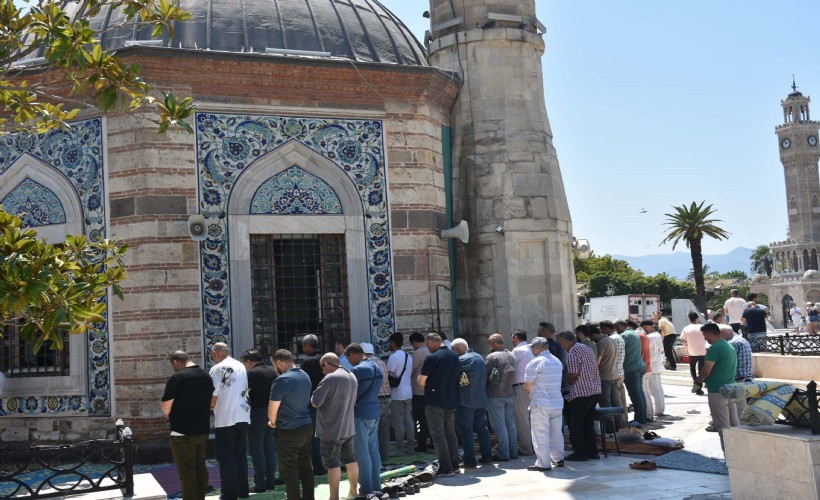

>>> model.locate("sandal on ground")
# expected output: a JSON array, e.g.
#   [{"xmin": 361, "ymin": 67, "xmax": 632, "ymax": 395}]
[
  {"xmin": 629, "ymin": 460, "xmax": 657, "ymax": 471},
  {"xmin": 643, "ymin": 431, "xmax": 661, "ymax": 440}
]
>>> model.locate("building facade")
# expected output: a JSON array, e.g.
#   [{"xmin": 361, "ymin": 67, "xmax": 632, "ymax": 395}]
[
  {"xmin": 0, "ymin": 0, "xmax": 576, "ymax": 442},
  {"xmin": 752, "ymin": 83, "xmax": 820, "ymax": 327}
]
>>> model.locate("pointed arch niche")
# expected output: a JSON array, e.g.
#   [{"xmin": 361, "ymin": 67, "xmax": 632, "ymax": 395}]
[
  {"xmin": 227, "ymin": 142, "xmax": 368, "ymax": 356},
  {"xmin": 0, "ymin": 154, "xmax": 87, "ymax": 399}
]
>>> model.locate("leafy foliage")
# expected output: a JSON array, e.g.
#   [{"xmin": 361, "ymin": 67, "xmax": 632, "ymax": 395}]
[
  {"xmin": 0, "ymin": 0, "xmax": 195, "ymax": 134},
  {"xmin": 750, "ymin": 244, "xmax": 773, "ymax": 276},
  {"xmin": 661, "ymin": 201, "xmax": 730, "ymax": 313},
  {"xmin": 0, "ymin": 208, "xmax": 127, "ymax": 352}
]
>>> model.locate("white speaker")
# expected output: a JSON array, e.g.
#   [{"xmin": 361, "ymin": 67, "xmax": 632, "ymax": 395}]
[
  {"xmin": 188, "ymin": 214, "xmax": 207, "ymax": 241},
  {"xmin": 440, "ymin": 220, "xmax": 469, "ymax": 244},
  {"xmin": 575, "ymin": 238, "xmax": 591, "ymax": 260}
]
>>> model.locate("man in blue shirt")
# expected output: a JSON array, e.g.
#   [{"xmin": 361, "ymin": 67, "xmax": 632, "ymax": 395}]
[
  {"xmin": 346, "ymin": 343, "xmax": 383, "ymax": 495},
  {"xmin": 451, "ymin": 338, "xmax": 492, "ymax": 468},
  {"xmin": 268, "ymin": 349, "xmax": 314, "ymax": 500},
  {"xmin": 418, "ymin": 333, "xmax": 461, "ymax": 477}
]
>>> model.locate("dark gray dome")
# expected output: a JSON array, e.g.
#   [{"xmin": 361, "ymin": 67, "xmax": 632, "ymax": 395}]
[{"xmin": 60, "ymin": 0, "xmax": 427, "ymax": 66}]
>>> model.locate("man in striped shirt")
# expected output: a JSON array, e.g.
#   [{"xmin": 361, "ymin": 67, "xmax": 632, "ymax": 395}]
[
  {"xmin": 601, "ymin": 320, "xmax": 628, "ymax": 425},
  {"xmin": 557, "ymin": 331, "xmax": 601, "ymax": 461}
]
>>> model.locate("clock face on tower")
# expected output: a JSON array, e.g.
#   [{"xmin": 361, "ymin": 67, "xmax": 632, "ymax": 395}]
[
  {"xmin": 809, "ymin": 136, "xmax": 818, "ymax": 147},
  {"xmin": 781, "ymin": 138, "xmax": 792, "ymax": 149}
]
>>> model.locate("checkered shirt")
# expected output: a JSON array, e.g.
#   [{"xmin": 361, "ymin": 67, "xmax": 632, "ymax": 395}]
[
  {"xmin": 609, "ymin": 332, "xmax": 626, "ymax": 377},
  {"xmin": 565, "ymin": 342, "xmax": 601, "ymax": 400},
  {"xmin": 728, "ymin": 334, "xmax": 753, "ymax": 380},
  {"xmin": 370, "ymin": 355, "xmax": 392, "ymax": 397}
]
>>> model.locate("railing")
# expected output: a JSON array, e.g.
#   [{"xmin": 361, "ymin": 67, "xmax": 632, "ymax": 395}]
[
  {"xmin": 0, "ymin": 421, "xmax": 134, "ymax": 499},
  {"xmin": 778, "ymin": 381, "xmax": 820, "ymax": 435},
  {"xmin": 751, "ymin": 333, "xmax": 820, "ymax": 355}
]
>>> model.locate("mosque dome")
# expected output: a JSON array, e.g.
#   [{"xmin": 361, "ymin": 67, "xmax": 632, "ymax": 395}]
[
  {"xmin": 58, "ymin": 0, "xmax": 427, "ymax": 66},
  {"xmin": 802, "ymin": 269, "xmax": 820, "ymax": 281}
]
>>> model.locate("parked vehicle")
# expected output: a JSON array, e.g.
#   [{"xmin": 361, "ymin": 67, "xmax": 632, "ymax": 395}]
[{"xmin": 581, "ymin": 294, "xmax": 661, "ymax": 324}]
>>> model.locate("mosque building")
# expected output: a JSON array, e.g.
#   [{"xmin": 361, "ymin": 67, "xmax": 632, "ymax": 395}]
[{"xmin": 0, "ymin": 0, "xmax": 577, "ymax": 442}]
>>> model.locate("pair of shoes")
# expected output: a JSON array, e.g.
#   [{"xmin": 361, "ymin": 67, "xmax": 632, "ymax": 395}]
[
  {"xmin": 588, "ymin": 454, "xmax": 600, "ymax": 460},
  {"xmin": 478, "ymin": 457, "xmax": 494, "ymax": 465},
  {"xmin": 526, "ymin": 465, "xmax": 552, "ymax": 472},
  {"xmin": 491, "ymin": 455, "xmax": 509, "ymax": 462},
  {"xmin": 462, "ymin": 462, "xmax": 477, "ymax": 469},
  {"xmin": 564, "ymin": 453, "xmax": 588, "ymax": 462},
  {"xmin": 252, "ymin": 486, "xmax": 267, "ymax": 493},
  {"xmin": 435, "ymin": 470, "xmax": 455, "ymax": 478},
  {"xmin": 705, "ymin": 424, "xmax": 717, "ymax": 432},
  {"xmin": 552, "ymin": 460, "xmax": 565, "ymax": 467},
  {"xmin": 413, "ymin": 446, "xmax": 428, "ymax": 453},
  {"xmin": 629, "ymin": 460, "xmax": 657, "ymax": 470},
  {"xmin": 643, "ymin": 431, "xmax": 661, "ymax": 440},
  {"xmin": 696, "ymin": 389, "xmax": 705, "ymax": 395}
]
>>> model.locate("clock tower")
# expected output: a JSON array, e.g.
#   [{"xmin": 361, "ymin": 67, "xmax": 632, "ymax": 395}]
[{"xmin": 776, "ymin": 80, "xmax": 820, "ymax": 243}]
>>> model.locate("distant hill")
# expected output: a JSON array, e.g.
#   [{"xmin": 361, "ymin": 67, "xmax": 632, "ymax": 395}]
[{"xmin": 612, "ymin": 247, "xmax": 754, "ymax": 280}]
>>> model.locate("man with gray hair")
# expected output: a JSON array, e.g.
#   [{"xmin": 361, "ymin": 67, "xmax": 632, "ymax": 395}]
[
  {"xmin": 209, "ymin": 342, "xmax": 251, "ymax": 500},
  {"xmin": 451, "ymin": 338, "xmax": 493, "ymax": 467},
  {"xmin": 556, "ymin": 331, "xmax": 601, "ymax": 461},
  {"xmin": 511, "ymin": 330, "xmax": 535, "ymax": 456},
  {"xmin": 524, "ymin": 337, "xmax": 564, "ymax": 471},
  {"xmin": 485, "ymin": 333, "xmax": 518, "ymax": 461},
  {"xmin": 300, "ymin": 333, "xmax": 326, "ymax": 475}
]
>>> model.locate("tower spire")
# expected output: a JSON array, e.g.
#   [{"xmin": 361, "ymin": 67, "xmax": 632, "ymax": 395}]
[{"xmin": 793, "ymin": 75, "xmax": 798, "ymax": 93}]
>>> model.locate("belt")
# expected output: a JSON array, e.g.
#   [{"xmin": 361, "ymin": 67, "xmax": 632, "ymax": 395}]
[
  {"xmin": 512, "ymin": 383, "xmax": 524, "ymax": 387},
  {"xmin": 378, "ymin": 395, "xmax": 391, "ymax": 399}
]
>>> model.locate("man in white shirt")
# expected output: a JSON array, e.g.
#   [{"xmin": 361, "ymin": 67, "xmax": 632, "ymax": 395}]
[
  {"xmin": 511, "ymin": 330, "xmax": 535, "ymax": 456},
  {"xmin": 524, "ymin": 337, "xmax": 564, "ymax": 471},
  {"xmin": 789, "ymin": 303, "xmax": 803, "ymax": 332},
  {"xmin": 640, "ymin": 321, "xmax": 666, "ymax": 419},
  {"xmin": 680, "ymin": 312, "xmax": 708, "ymax": 395},
  {"xmin": 209, "ymin": 342, "xmax": 251, "ymax": 500},
  {"xmin": 723, "ymin": 289, "xmax": 746, "ymax": 333},
  {"xmin": 387, "ymin": 332, "xmax": 414, "ymax": 455}
]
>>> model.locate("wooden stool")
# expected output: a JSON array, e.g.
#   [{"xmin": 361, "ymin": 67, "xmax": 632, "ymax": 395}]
[{"xmin": 594, "ymin": 406, "xmax": 623, "ymax": 457}]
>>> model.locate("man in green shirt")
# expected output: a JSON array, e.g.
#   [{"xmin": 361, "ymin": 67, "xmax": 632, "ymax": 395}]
[{"xmin": 695, "ymin": 323, "xmax": 738, "ymax": 452}]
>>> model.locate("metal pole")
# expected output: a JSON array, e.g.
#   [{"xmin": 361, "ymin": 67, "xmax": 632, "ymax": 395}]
[
  {"xmin": 808, "ymin": 381, "xmax": 819, "ymax": 435},
  {"xmin": 435, "ymin": 284, "xmax": 451, "ymax": 335}
]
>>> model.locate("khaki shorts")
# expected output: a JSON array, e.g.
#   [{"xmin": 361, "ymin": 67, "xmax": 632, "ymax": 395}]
[{"xmin": 320, "ymin": 435, "xmax": 355, "ymax": 469}]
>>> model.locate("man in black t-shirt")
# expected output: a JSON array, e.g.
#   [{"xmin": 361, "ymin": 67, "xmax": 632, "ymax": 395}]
[
  {"xmin": 161, "ymin": 350, "xmax": 214, "ymax": 500},
  {"xmin": 418, "ymin": 333, "xmax": 461, "ymax": 476},
  {"xmin": 241, "ymin": 349, "xmax": 279, "ymax": 493},
  {"xmin": 299, "ymin": 334, "xmax": 326, "ymax": 475},
  {"xmin": 741, "ymin": 293, "xmax": 768, "ymax": 350}
]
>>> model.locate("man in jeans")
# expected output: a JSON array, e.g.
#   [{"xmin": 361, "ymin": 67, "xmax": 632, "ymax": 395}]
[
  {"xmin": 387, "ymin": 333, "xmax": 414, "ymax": 455},
  {"xmin": 741, "ymin": 293, "xmax": 768, "ymax": 350},
  {"xmin": 346, "ymin": 343, "xmax": 383, "ymax": 495},
  {"xmin": 616, "ymin": 320, "xmax": 647, "ymax": 426},
  {"xmin": 451, "ymin": 338, "xmax": 493, "ymax": 468},
  {"xmin": 485, "ymin": 333, "xmax": 518, "ymax": 461},
  {"xmin": 418, "ymin": 332, "xmax": 461, "ymax": 476},
  {"xmin": 268, "ymin": 349, "xmax": 314, "ymax": 500},
  {"xmin": 589, "ymin": 328, "xmax": 624, "ymax": 431},
  {"xmin": 241, "ymin": 349, "xmax": 278, "ymax": 493},
  {"xmin": 209, "ymin": 343, "xmax": 251, "ymax": 500},
  {"xmin": 363, "ymin": 342, "xmax": 392, "ymax": 460},
  {"xmin": 511, "ymin": 330, "xmax": 535, "ymax": 456},
  {"xmin": 311, "ymin": 353, "xmax": 359, "ymax": 500},
  {"xmin": 161, "ymin": 350, "xmax": 214, "ymax": 500},
  {"xmin": 409, "ymin": 332, "xmax": 432, "ymax": 452}
]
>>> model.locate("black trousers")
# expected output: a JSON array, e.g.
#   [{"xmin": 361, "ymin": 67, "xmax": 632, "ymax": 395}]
[
  {"xmin": 412, "ymin": 395, "xmax": 430, "ymax": 449},
  {"xmin": 662, "ymin": 334, "xmax": 677, "ymax": 369},
  {"xmin": 214, "ymin": 423, "xmax": 250, "ymax": 500},
  {"xmin": 276, "ymin": 423, "xmax": 315, "ymax": 500},
  {"xmin": 689, "ymin": 355, "xmax": 705, "ymax": 382},
  {"xmin": 566, "ymin": 394, "xmax": 599, "ymax": 459}
]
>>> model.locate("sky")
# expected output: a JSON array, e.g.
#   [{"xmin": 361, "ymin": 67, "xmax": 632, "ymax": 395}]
[
  {"xmin": 13, "ymin": 1, "xmax": 820, "ymax": 257},
  {"xmin": 380, "ymin": 0, "xmax": 820, "ymax": 257}
]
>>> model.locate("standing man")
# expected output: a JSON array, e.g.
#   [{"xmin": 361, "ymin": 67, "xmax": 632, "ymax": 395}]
[
  {"xmin": 161, "ymin": 350, "xmax": 214, "ymax": 500},
  {"xmin": 346, "ymin": 343, "xmax": 383, "ymax": 495},
  {"xmin": 268, "ymin": 349, "xmax": 314, "ymax": 500},
  {"xmin": 742, "ymin": 293, "xmax": 768, "ymax": 349},
  {"xmin": 485, "ymin": 333, "xmax": 519, "ymax": 462},
  {"xmin": 695, "ymin": 323, "xmax": 737, "ymax": 452},
  {"xmin": 362, "ymin": 342, "xmax": 392, "ymax": 460},
  {"xmin": 681, "ymin": 312, "xmax": 708, "ymax": 395},
  {"xmin": 600, "ymin": 320, "xmax": 628, "ymax": 427},
  {"xmin": 387, "ymin": 333, "xmax": 414, "ymax": 456},
  {"xmin": 557, "ymin": 331, "xmax": 601, "ymax": 461},
  {"xmin": 589, "ymin": 327, "xmax": 624, "ymax": 431},
  {"xmin": 409, "ymin": 331, "xmax": 432, "ymax": 452},
  {"xmin": 789, "ymin": 302, "xmax": 803, "ymax": 332},
  {"xmin": 808, "ymin": 303, "xmax": 820, "ymax": 334},
  {"xmin": 537, "ymin": 322, "xmax": 564, "ymax": 361},
  {"xmin": 616, "ymin": 320, "xmax": 647, "ymax": 426},
  {"xmin": 654, "ymin": 312, "xmax": 677, "ymax": 370},
  {"xmin": 511, "ymin": 330, "xmax": 535, "ymax": 456},
  {"xmin": 720, "ymin": 324, "xmax": 753, "ymax": 424},
  {"xmin": 640, "ymin": 320, "xmax": 666, "ymax": 419},
  {"xmin": 524, "ymin": 337, "xmax": 565, "ymax": 472},
  {"xmin": 451, "ymin": 338, "xmax": 493, "ymax": 468},
  {"xmin": 300, "ymin": 334, "xmax": 326, "ymax": 475},
  {"xmin": 209, "ymin": 343, "xmax": 251, "ymax": 500},
  {"xmin": 574, "ymin": 325, "xmax": 598, "ymax": 356},
  {"xmin": 311, "ymin": 353, "xmax": 359, "ymax": 500},
  {"xmin": 723, "ymin": 289, "xmax": 746, "ymax": 333},
  {"xmin": 418, "ymin": 333, "xmax": 461, "ymax": 477},
  {"xmin": 241, "ymin": 349, "xmax": 279, "ymax": 493}
]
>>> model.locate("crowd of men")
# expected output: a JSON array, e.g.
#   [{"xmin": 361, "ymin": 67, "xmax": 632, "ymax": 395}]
[{"xmin": 161, "ymin": 299, "xmax": 761, "ymax": 499}]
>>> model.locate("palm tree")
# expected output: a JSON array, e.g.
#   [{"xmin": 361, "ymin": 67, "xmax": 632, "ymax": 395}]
[
  {"xmin": 750, "ymin": 244, "xmax": 773, "ymax": 276},
  {"xmin": 661, "ymin": 202, "xmax": 730, "ymax": 313}
]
